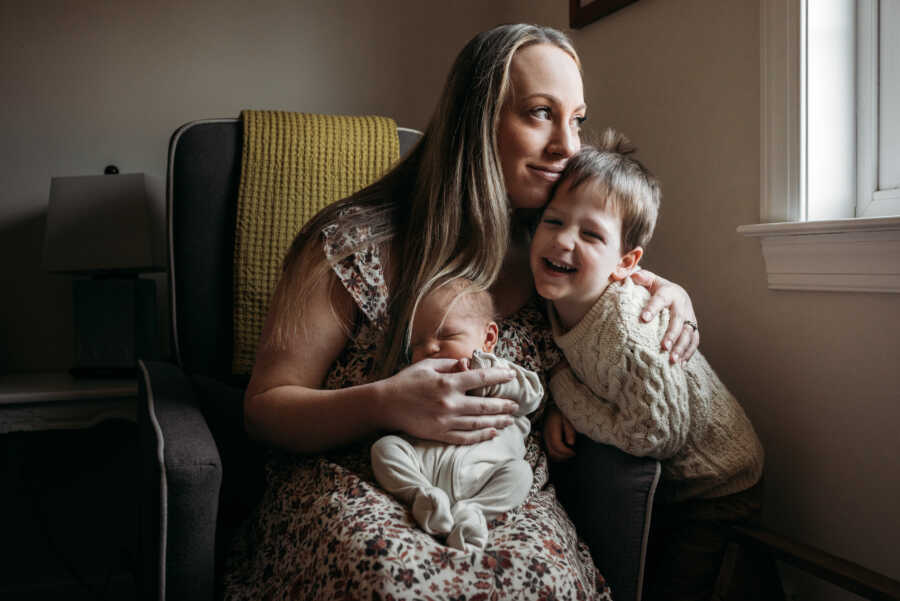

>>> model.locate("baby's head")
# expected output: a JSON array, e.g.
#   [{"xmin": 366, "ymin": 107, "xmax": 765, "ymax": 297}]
[
  {"xmin": 530, "ymin": 129, "xmax": 661, "ymax": 325},
  {"xmin": 409, "ymin": 279, "xmax": 499, "ymax": 364}
]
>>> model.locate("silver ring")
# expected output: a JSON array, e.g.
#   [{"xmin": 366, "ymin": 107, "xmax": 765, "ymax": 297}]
[{"xmin": 684, "ymin": 320, "xmax": 699, "ymax": 332}]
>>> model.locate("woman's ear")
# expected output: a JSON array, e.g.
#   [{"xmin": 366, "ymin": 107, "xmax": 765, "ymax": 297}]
[
  {"xmin": 483, "ymin": 321, "xmax": 499, "ymax": 353},
  {"xmin": 611, "ymin": 247, "xmax": 643, "ymax": 282}
]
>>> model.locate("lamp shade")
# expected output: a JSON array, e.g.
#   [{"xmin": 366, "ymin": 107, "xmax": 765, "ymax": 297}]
[{"xmin": 43, "ymin": 173, "xmax": 165, "ymax": 274}]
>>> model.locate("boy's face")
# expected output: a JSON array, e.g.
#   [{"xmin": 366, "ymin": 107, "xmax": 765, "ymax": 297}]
[
  {"xmin": 530, "ymin": 180, "xmax": 641, "ymax": 319},
  {"xmin": 409, "ymin": 287, "xmax": 498, "ymax": 364}
]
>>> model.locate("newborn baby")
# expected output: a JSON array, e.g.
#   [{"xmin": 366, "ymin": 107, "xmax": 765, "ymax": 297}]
[{"xmin": 370, "ymin": 279, "xmax": 543, "ymax": 552}]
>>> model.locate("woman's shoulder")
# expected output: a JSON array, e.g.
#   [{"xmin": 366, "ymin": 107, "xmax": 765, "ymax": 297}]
[
  {"xmin": 321, "ymin": 206, "xmax": 390, "ymax": 326},
  {"xmin": 321, "ymin": 205, "xmax": 372, "ymax": 258}
]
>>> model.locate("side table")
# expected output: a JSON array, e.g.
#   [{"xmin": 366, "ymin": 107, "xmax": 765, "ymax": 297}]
[
  {"xmin": 0, "ymin": 371, "xmax": 137, "ymax": 433},
  {"xmin": 1, "ymin": 372, "xmax": 140, "ymax": 598}
]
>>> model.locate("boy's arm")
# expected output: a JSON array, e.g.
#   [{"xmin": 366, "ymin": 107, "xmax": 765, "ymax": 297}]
[
  {"xmin": 551, "ymin": 283, "xmax": 697, "ymax": 459},
  {"xmin": 550, "ymin": 364, "xmax": 688, "ymax": 459}
]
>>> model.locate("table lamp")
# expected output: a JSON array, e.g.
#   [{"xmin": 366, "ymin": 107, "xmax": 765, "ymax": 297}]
[{"xmin": 43, "ymin": 170, "xmax": 165, "ymax": 377}]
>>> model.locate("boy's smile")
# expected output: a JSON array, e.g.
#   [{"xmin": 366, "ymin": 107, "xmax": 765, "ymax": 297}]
[{"xmin": 530, "ymin": 180, "xmax": 642, "ymax": 329}]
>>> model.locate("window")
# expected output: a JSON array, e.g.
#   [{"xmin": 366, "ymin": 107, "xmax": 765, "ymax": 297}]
[
  {"xmin": 809, "ymin": 0, "xmax": 900, "ymax": 219},
  {"xmin": 858, "ymin": 0, "xmax": 900, "ymax": 217},
  {"xmin": 740, "ymin": 0, "xmax": 900, "ymax": 293}
]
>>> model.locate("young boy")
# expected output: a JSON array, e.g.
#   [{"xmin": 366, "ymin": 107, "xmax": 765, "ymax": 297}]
[
  {"xmin": 532, "ymin": 130, "xmax": 765, "ymax": 600},
  {"xmin": 370, "ymin": 279, "xmax": 544, "ymax": 552}
]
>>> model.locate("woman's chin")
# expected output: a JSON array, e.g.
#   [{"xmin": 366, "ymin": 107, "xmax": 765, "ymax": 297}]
[{"xmin": 508, "ymin": 186, "xmax": 552, "ymax": 211}]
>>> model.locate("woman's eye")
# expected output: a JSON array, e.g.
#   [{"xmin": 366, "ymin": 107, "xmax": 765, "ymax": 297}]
[
  {"xmin": 532, "ymin": 107, "xmax": 552, "ymax": 120},
  {"xmin": 574, "ymin": 115, "xmax": 587, "ymax": 128}
]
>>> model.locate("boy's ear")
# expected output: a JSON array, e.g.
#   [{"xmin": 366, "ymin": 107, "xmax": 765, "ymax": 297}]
[
  {"xmin": 482, "ymin": 321, "xmax": 499, "ymax": 353},
  {"xmin": 611, "ymin": 247, "xmax": 644, "ymax": 282}
]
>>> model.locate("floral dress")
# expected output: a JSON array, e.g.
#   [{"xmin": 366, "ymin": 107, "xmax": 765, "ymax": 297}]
[{"xmin": 223, "ymin": 214, "xmax": 612, "ymax": 601}]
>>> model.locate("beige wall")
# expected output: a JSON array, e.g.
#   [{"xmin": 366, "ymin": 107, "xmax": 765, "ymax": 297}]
[
  {"xmin": 508, "ymin": 1, "xmax": 900, "ymax": 598},
  {"xmin": 3, "ymin": 0, "xmax": 898, "ymax": 597},
  {"xmin": 0, "ymin": 0, "xmax": 513, "ymax": 370}
]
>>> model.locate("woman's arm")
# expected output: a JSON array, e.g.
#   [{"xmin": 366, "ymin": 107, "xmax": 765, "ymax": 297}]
[
  {"xmin": 244, "ymin": 257, "xmax": 519, "ymax": 454},
  {"xmin": 630, "ymin": 269, "xmax": 700, "ymax": 364}
]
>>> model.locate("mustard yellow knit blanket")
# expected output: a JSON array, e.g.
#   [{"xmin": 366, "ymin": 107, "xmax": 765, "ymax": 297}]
[{"xmin": 233, "ymin": 110, "xmax": 399, "ymax": 374}]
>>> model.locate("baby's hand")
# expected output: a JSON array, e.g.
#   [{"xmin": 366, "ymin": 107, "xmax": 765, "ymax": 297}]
[{"xmin": 543, "ymin": 406, "xmax": 576, "ymax": 461}]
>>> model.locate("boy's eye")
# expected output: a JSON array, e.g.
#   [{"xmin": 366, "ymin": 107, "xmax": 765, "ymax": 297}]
[
  {"xmin": 584, "ymin": 231, "xmax": 604, "ymax": 242},
  {"xmin": 542, "ymin": 218, "xmax": 562, "ymax": 226}
]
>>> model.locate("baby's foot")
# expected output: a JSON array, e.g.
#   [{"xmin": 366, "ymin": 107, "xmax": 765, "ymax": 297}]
[
  {"xmin": 412, "ymin": 487, "xmax": 453, "ymax": 535},
  {"xmin": 446, "ymin": 504, "xmax": 488, "ymax": 552}
]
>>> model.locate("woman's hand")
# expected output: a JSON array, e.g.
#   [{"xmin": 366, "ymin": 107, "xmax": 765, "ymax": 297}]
[
  {"xmin": 543, "ymin": 406, "xmax": 577, "ymax": 461},
  {"xmin": 378, "ymin": 358, "xmax": 519, "ymax": 445},
  {"xmin": 630, "ymin": 269, "xmax": 700, "ymax": 364}
]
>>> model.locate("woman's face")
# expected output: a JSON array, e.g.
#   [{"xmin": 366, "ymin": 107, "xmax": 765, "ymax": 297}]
[{"xmin": 497, "ymin": 43, "xmax": 586, "ymax": 210}]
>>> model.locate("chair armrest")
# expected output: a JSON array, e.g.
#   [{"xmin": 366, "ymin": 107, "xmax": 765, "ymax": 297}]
[
  {"xmin": 553, "ymin": 435, "xmax": 661, "ymax": 601},
  {"xmin": 137, "ymin": 360, "xmax": 222, "ymax": 601}
]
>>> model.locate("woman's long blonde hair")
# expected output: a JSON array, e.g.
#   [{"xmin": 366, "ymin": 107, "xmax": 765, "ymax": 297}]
[{"xmin": 268, "ymin": 24, "xmax": 580, "ymax": 377}]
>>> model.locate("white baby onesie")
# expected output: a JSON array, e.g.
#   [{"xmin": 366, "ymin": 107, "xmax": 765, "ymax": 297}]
[{"xmin": 370, "ymin": 350, "xmax": 544, "ymax": 551}]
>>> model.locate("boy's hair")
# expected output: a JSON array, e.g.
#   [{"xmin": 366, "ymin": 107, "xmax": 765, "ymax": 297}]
[{"xmin": 556, "ymin": 128, "xmax": 661, "ymax": 252}]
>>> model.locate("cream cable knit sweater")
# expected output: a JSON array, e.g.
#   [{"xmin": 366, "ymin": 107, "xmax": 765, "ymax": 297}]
[{"xmin": 549, "ymin": 278, "xmax": 764, "ymax": 503}]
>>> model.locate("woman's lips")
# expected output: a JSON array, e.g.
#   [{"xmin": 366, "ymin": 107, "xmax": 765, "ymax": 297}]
[{"xmin": 528, "ymin": 165, "xmax": 562, "ymax": 182}]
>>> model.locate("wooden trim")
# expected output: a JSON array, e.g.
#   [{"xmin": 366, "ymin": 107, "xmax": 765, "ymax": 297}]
[
  {"xmin": 730, "ymin": 524, "xmax": 900, "ymax": 601},
  {"xmin": 737, "ymin": 217, "xmax": 900, "ymax": 293},
  {"xmin": 760, "ymin": 0, "xmax": 805, "ymax": 222},
  {"xmin": 569, "ymin": 0, "xmax": 638, "ymax": 29}
]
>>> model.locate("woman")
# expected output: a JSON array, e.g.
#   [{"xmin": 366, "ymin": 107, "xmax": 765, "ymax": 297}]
[{"xmin": 225, "ymin": 24, "xmax": 699, "ymax": 600}]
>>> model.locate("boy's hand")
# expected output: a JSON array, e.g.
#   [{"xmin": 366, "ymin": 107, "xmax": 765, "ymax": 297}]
[{"xmin": 543, "ymin": 406, "xmax": 576, "ymax": 461}]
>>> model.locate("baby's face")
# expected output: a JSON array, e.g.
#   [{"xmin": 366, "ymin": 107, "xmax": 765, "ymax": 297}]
[
  {"xmin": 409, "ymin": 288, "xmax": 496, "ymax": 364},
  {"xmin": 530, "ymin": 180, "xmax": 630, "ymax": 311}
]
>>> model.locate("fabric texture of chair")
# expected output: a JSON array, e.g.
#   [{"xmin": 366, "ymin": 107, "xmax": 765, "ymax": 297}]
[{"xmin": 232, "ymin": 111, "xmax": 399, "ymax": 374}]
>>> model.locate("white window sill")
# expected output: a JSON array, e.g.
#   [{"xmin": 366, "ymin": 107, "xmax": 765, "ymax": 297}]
[{"xmin": 737, "ymin": 216, "xmax": 900, "ymax": 293}]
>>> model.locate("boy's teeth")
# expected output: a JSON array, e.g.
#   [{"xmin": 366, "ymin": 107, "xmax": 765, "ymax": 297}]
[{"xmin": 545, "ymin": 258, "xmax": 575, "ymax": 273}]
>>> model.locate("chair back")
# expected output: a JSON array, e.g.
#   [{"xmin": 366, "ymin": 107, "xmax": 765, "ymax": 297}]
[
  {"xmin": 166, "ymin": 118, "xmax": 421, "ymax": 381},
  {"xmin": 159, "ymin": 117, "xmax": 421, "ymax": 595}
]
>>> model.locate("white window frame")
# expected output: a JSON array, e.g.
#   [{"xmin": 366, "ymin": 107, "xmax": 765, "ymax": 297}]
[
  {"xmin": 859, "ymin": 0, "xmax": 900, "ymax": 218},
  {"xmin": 741, "ymin": 0, "xmax": 900, "ymax": 294}
]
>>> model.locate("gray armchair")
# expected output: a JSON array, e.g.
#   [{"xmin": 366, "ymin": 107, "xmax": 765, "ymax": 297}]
[{"xmin": 137, "ymin": 116, "xmax": 661, "ymax": 601}]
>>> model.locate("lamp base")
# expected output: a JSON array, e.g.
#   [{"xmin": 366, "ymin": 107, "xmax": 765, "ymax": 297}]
[{"xmin": 72, "ymin": 277, "xmax": 160, "ymax": 377}]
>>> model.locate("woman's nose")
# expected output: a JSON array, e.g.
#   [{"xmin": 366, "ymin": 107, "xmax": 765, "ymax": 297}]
[{"xmin": 547, "ymin": 122, "xmax": 579, "ymax": 158}]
